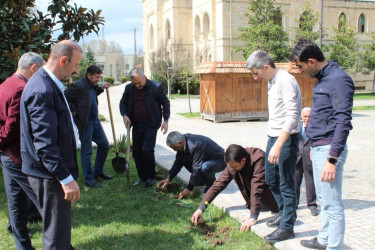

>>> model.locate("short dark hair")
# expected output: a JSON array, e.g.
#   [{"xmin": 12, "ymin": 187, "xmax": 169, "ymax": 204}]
[
  {"xmin": 290, "ymin": 38, "xmax": 325, "ymax": 63},
  {"xmin": 224, "ymin": 144, "xmax": 247, "ymax": 163},
  {"xmin": 87, "ymin": 65, "xmax": 102, "ymax": 75}
]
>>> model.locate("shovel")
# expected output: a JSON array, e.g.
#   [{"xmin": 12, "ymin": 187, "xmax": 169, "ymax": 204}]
[{"xmin": 106, "ymin": 88, "xmax": 130, "ymax": 189}]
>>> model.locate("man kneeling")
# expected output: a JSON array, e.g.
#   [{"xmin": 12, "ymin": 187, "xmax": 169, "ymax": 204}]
[
  {"xmin": 191, "ymin": 144, "xmax": 278, "ymax": 231},
  {"xmin": 157, "ymin": 131, "xmax": 226, "ymax": 199}
]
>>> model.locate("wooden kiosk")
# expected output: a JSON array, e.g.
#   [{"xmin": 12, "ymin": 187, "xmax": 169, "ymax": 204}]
[{"xmin": 194, "ymin": 61, "xmax": 316, "ymax": 122}]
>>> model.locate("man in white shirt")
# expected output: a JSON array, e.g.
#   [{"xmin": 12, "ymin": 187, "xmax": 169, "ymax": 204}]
[{"xmin": 246, "ymin": 51, "xmax": 302, "ymax": 243}]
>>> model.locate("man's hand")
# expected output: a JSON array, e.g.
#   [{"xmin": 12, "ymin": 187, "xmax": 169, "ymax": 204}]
[
  {"xmin": 123, "ymin": 116, "xmax": 131, "ymax": 129},
  {"xmin": 240, "ymin": 218, "xmax": 256, "ymax": 232},
  {"xmin": 321, "ymin": 161, "xmax": 336, "ymax": 182},
  {"xmin": 61, "ymin": 180, "xmax": 80, "ymax": 202},
  {"xmin": 268, "ymin": 144, "xmax": 281, "ymax": 165},
  {"xmin": 102, "ymin": 82, "xmax": 111, "ymax": 89},
  {"xmin": 178, "ymin": 188, "xmax": 191, "ymax": 199},
  {"xmin": 191, "ymin": 209, "xmax": 203, "ymax": 225},
  {"xmin": 157, "ymin": 178, "xmax": 170, "ymax": 189},
  {"xmin": 161, "ymin": 121, "xmax": 168, "ymax": 135}
]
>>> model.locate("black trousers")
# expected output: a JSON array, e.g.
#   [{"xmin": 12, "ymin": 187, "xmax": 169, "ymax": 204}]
[
  {"xmin": 132, "ymin": 123, "xmax": 157, "ymax": 181},
  {"xmin": 0, "ymin": 153, "xmax": 41, "ymax": 250},
  {"xmin": 295, "ymin": 157, "xmax": 317, "ymax": 209},
  {"xmin": 28, "ymin": 176, "xmax": 73, "ymax": 250}
]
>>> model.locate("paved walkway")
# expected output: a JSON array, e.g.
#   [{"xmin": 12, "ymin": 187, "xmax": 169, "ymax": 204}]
[{"xmin": 98, "ymin": 84, "xmax": 375, "ymax": 249}]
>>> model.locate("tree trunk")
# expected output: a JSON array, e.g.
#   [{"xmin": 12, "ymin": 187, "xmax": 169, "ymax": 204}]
[
  {"xmin": 372, "ymin": 72, "xmax": 375, "ymax": 93},
  {"xmin": 167, "ymin": 78, "xmax": 171, "ymax": 99},
  {"xmin": 186, "ymin": 78, "xmax": 192, "ymax": 115}
]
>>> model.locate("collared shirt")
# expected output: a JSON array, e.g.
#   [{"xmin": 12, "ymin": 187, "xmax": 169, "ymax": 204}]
[
  {"xmin": 267, "ymin": 69, "xmax": 302, "ymax": 137},
  {"xmin": 43, "ymin": 66, "xmax": 77, "ymax": 185}
]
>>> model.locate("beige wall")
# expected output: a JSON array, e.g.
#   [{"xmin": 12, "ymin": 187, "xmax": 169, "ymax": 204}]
[{"xmin": 143, "ymin": 0, "xmax": 375, "ymax": 90}]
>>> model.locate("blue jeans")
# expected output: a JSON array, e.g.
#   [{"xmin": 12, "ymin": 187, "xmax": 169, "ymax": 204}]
[
  {"xmin": 79, "ymin": 119, "xmax": 109, "ymax": 183},
  {"xmin": 132, "ymin": 123, "xmax": 157, "ymax": 181},
  {"xmin": 0, "ymin": 154, "xmax": 41, "ymax": 250},
  {"xmin": 311, "ymin": 144, "xmax": 348, "ymax": 250},
  {"xmin": 265, "ymin": 133, "xmax": 299, "ymax": 230},
  {"xmin": 201, "ymin": 159, "xmax": 226, "ymax": 188}
]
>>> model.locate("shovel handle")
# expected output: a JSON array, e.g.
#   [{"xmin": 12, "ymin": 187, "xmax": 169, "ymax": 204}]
[{"xmin": 106, "ymin": 88, "xmax": 119, "ymax": 153}]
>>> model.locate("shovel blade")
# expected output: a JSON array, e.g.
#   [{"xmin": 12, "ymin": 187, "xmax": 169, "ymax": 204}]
[{"xmin": 112, "ymin": 156, "xmax": 127, "ymax": 173}]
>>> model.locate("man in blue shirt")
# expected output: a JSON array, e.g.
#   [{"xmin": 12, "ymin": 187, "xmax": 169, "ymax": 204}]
[
  {"xmin": 291, "ymin": 38, "xmax": 354, "ymax": 250},
  {"xmin": 65, "ymin": 65, "xmax": 112, "ymax": 188}
]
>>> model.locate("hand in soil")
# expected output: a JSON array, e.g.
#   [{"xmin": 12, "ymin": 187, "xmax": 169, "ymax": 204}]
[
  {"xmin": 157, "ymin": 178, "xmax": 170, "ymax": 189},
  {"xmin": 191, "ymin": 209, "xmax": 204, "ymax": 225},
  {"xmin": 178, "ymin": 188, "xmax": 191, "ymax": 199},
  {"xmin": 239, "ymin": 217, "xmax": 256, "ymax": 232}
]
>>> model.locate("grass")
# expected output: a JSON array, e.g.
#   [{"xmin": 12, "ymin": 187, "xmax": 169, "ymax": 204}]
[
  {"xmin": 177, "ymin": 112, "xmax": 201, "ymax": 118},
  {"xmin": 170, "ymin": 94, "xmax": 200, "ymax": 99},
  {"xmin": 0, "ymin": 148, "xmax": 274, "ymax": 250},
  {"xmin": 353, "ymin": 105, "xmax": 375, "ymax": 110},
  {"xmin": 353, "ymin": 92, "xmax": 375, "ymax": 100}
]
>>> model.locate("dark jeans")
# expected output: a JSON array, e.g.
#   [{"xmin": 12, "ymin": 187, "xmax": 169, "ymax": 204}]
[
  {"xmin": 28, "ymin": 176, "xmax": 73, "ymax": 250},
  {"xmin": 79, "ymin": 119, "xmax": 109, "ymax": 183},
  {"xmin": 295, "ymin": 157, "xmax": 317, "ymax": 210},
  {"xmin": 200, "ymin": 159, "xmax": 226, "ymax": 188},
  {"xmin": 0, "ymin": 153, "xmax": 41, "ymax": 250},
  {"xmin": 132, "ymin": 123, "xmax": 157, "ymax": 181},
  {"xmin": 265, "ymin": 133, "xmax": 299, "ymax": 230}
]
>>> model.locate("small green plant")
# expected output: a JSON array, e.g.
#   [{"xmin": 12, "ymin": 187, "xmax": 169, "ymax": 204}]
[
  {"xmin": 121, "ymin": 76, "xmax": 128, "ymax": 83},
  {"xmin": 98, "ymin": 114, "xmax": 107, "ymax": 122},
  {"xmin": 117, "ymin": 134, "xmax": 132, "ymax": 153},
  {"xmin": 103, "ymin": 76, "xmax": 114, "ymax": 84}
]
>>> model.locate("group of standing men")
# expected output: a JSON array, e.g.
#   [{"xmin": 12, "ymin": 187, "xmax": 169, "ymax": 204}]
[{"xmin": 0, "ymin": 37, "xmax": 353, "ymax": 250}]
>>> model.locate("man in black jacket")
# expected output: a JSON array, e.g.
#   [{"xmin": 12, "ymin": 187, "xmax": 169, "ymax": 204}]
[
  {"xmin": 119, "ymin": 68, "xmax": 170, "ymax": 187},
  {"xmin": 20, "ymin": 40, "xmax": 81, "ymax": 250},
  {"xmin": 157, "ymin": 132, "xmax": 226, "ymax": 198},
  {"xmin": 65, "ymin": 65, "xmax": 112, "ymax": 188}
]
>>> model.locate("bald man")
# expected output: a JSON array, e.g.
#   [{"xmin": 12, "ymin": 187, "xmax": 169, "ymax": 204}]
[{"xmin": 20, "ymin": 40, "xmax": 82, "ymax": 249}]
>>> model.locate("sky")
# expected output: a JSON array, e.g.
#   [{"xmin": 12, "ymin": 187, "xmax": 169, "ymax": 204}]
[{"xmin": 35, "ymin": 0, "xmax": 144, "ymax": 55}]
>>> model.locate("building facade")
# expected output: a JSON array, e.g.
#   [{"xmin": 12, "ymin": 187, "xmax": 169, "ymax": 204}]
[
  {"xmin": 95, "ymin": 53, "xmax": 135, "ymax": 82},
  {"xmin": 142, "ymin": 0, "xmax": 375, "ymax": 90}
]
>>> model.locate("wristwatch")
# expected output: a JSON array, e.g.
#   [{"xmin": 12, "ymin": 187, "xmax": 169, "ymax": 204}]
[{"xmin": 327, "ymin": 156, "xmax": 338, "ymax": 164}]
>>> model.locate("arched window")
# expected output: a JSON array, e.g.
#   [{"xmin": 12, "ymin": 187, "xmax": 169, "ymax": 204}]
[
  {"xmin": 150, "ymin": 24, "xmax": 154, "ymax": 50},
  {"xmin": 195, "ymin": 16, "xmax": 201, "ymax": 37},
  {"xmin": 299, "ymin": 11, "xmax": 312, "ymax": 31},
  {"xmin": 166, "ymin": 19, "xmax": 171, "ymax": 40},
  {"xmin": 203, "ymin": 13, "xmax": 209, "ymax": 34},
  {"xmin": 358, "ymin": 14, "xmax": 365, "ymax": 33},
  {"xmin": 273, "ymin": 9, "xmax": 282, "ymax": 26},
  {"xmin": 338, "ymin": 12, "xmax": 346, "ymax": 32}
]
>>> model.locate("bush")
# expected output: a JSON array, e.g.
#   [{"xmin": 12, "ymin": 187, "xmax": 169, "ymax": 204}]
[
  {"xmin": 103, "ymin": 76, "xmax": 114, "ymax": 84},
  {"xmin": 121, "ymin": 76, "xmax": 128, "ymax": 83}
]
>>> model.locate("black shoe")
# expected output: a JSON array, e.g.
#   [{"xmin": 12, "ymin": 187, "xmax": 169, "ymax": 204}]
[
  {"xmin": 85, "ymin": 181, "xmax": 101, "ymax": 188},
  {"xmin": 264, "ymin": 227, "xmax": 295, "ymax": 243},
  {"xmin": 133, "ymin": 179, "xmax": 145, "ymax": 186},
  {"xmin": 145, "ymin": 178, "xmax": 155, "ymax": 187},
  {"xmin": 7, "ymin": 222, "xmax": 12, "ymax": 233},
  {"xmin": 267, "ymin": 215, "xmax": 282, "ymax": 227},
  {"xmin": 300, "ymin": 237, "xmax": 326, "ymax": 249},
  {"xmin": 310, "ymin": 207, "xmax": 320, "ymax": 216},
  {"xmin": 95, "ymin": 173, "xmax": 113, "ymax": 180}
]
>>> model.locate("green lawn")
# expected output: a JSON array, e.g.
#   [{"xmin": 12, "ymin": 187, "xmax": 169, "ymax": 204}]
[
  {"xmin": 170, "ymin": 94, "xmax": 200, "ymax": 99},
  {"xmin": 354, "ymin": 92, "xmax": 375, "ymax": 100},
  {"xmin": 0, "ymin": 148, "xmax": 273, "ymax": 250},
  {"xmin": 177, "ymin": 112, "xmax": 201, "ymax": 118}
]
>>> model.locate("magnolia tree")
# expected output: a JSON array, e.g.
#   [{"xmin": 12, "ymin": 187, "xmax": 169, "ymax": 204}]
[{"xmin": 0, "ymin": 0, "xmax": 104, "ymax": 82}]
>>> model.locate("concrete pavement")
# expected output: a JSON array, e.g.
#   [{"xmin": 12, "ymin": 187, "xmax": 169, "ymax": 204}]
[{"xmin": 99, "ymin": 84, "xmax": 375, "ymax": 249}]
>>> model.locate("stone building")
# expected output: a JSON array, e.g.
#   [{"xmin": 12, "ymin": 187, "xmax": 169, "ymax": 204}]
[
  {"xmin": 142, "ymin": 0, "xmax": 375, "ymax": 90},
  {"xmin": 95, "ymin": 53, "xmax": 135, "ymax": 82}
]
